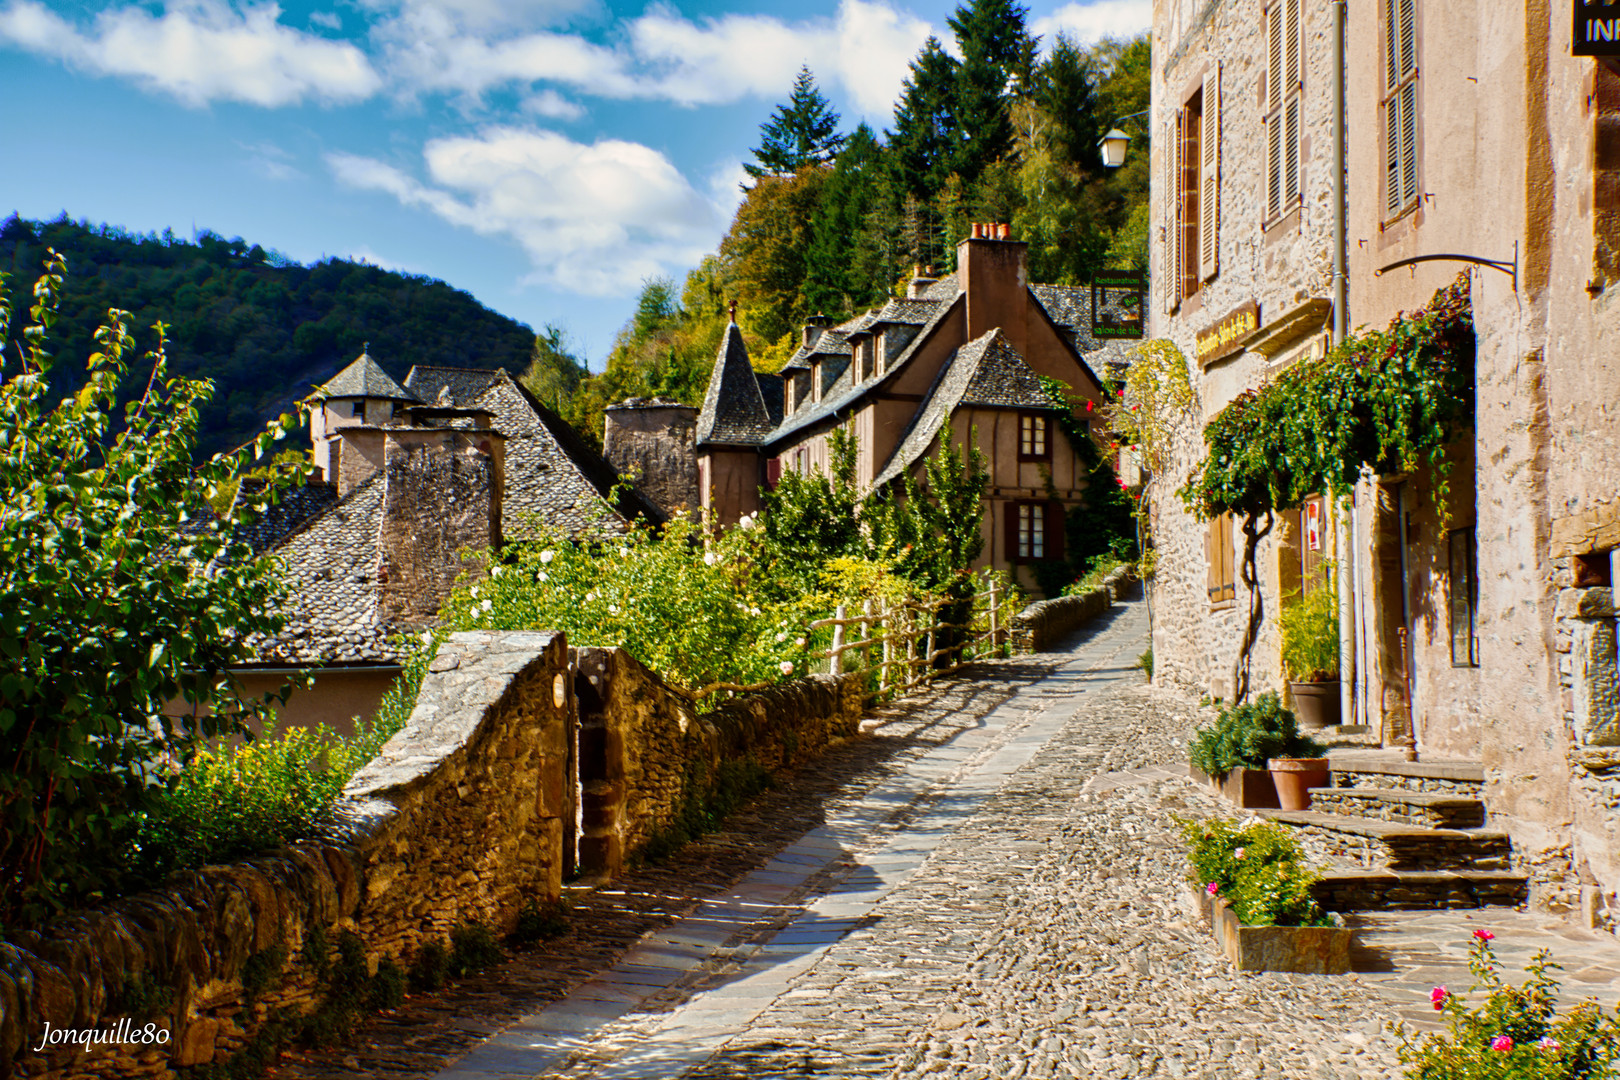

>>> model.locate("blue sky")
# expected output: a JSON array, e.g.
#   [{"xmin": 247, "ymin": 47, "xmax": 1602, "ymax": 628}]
[{"xmin": 1, "ymin": 0, "xmax": 1148, "ymax": 365}]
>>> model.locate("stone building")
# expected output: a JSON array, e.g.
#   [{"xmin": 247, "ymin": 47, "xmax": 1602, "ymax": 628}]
[
  {"xmin": 231, "ymin": 351, "xmax": 664, "ymax": 729},
  {"xmin": 694, "ymin": 226, "xmax": 1134, "ymax": 597},
  {"xmin": 1149, "ymin": 0, "xmax": 1620, "ymax": 924},
  {"xmin": 603, "ymin": 397, "xmax": 699, "ymax": 519}
]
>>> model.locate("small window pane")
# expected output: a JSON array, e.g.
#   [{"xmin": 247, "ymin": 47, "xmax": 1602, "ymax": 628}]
[{"xmin": 1449, "ymin": 527, "xmax": 1478, "ymax": 667}]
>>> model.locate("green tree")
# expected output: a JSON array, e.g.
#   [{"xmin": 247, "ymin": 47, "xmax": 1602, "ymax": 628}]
[
  {"xmin": 745, "ymin": 66, "xmax": 847, "ymax": 180},
  {"xmin": 803, "ymin": 124, "xmax": 894, "ymax": 316},
  {"xmin": 520, "ymin": 324, "xmax": 588, "ymax": 412},
  {"xmin": 1032, "ymin": 34, "xmax": 1102, "ymax": 176},
  {"xmin": 721, "ymin": 166, "xmax": 830, "ymax": 344},
  {"xmin": 0, "ymin": 253, "xmax": 307, "ymax": 923},
  {"xmin": 889, "ymin": 37, "xmax": 960, "ymax": 201},
  {"xmin": 947, "ymin": 0, "xmax": 1034, "ymax": 184}
]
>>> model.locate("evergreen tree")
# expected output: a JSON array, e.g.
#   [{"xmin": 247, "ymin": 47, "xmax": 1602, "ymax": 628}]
[
  {"xmin": 746, "ymin": 66, "xmax": 846, "ymax": 179},
  {"xmin": 1034, "ymin": 34, "xmax": 1102, "ymax": 176},
  {"xmin": 947, "ymin": 0, "xmax": 1035, "ymax": 183},
  {"xmin": 803, "ymin": 124, "xmax": 891, "ymax": 315},
  {"xmin": 888, "ymin": 38, "xmax": 960, "ymax": 201}
]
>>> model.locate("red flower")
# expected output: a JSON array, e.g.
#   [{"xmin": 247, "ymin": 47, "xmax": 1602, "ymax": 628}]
[{"xmin": 1473, "ymin": 929, "xmax": 1495, "ymax": 943}]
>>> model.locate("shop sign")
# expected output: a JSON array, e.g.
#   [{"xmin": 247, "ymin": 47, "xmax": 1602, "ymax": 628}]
[
  {"xmin": 1195, "ymin": 300, "xmax": 1260, "ymax": 367},
  {"xmin": 1090, "ymin": 272, "xmax": 1145, "ymax": 339},
  {"xmin": 1575, "ymin": 0, "xmax": 1620, "ymax": 56}
]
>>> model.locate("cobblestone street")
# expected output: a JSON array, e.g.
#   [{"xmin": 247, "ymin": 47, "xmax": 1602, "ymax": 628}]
[{"xmin": 284, "ymin": 598, "xmax": 1620, "ymax": 1080}]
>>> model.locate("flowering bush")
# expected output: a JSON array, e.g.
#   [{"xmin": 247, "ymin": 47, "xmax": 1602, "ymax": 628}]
[
  {"xmin": 1394, "ymin": 933, "xmax": 1620, "ymax": 1079},
  {"xmin": 1179, "ymin": 816, "xmax": 1331, "ymax": 928}
]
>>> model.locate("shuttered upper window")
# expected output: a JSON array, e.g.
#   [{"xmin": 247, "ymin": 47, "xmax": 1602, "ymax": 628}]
[
  {"xmin": 1163, "ymin": 70, "xmax": 1220, "ymax": 312},
  {"xmin": 1264, "ymin": 0, "xmax": 1302, "ymax": 223},
  {"xmin": 1207, "ymin": 513, "xmax": 1237, "ymax": 606},
  {"xmin": 1384, "ymin": 0, "xmax": 1419, "ymax": 218}
]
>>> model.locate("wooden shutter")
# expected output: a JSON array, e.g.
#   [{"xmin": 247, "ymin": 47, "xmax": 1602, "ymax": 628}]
[
  {"xmin": 1200, "ymin": 65, "xmax": 1221, "ymax": 281},
  {"xmin": 1207, "ymin": 514, "xmax": 1237, "ymax": 603},
  {"xmin": 1180, "ymin": 108, "xmax": 1200, "ymax": 301},
  {"xmin": 1266, "ymin": 4, "xmax": 1284, "ymax": 219},
  {"xmin": 1046, "ymin": 500, "xmax": 1065, "ymax": 562},
  {"xmin": 1385, "ymin": 0, "xmax": 1419, "ymax": 215},
  {"xmin": 1004, "ymin": 501, "xmax": 1020, "ymax": 565},
  {"xmin": 1165, "ymin": 116, "xmax": 1182, "ymax": 312}
]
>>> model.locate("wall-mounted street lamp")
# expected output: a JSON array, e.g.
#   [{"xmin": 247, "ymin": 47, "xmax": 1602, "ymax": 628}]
[{"xmin": 1099, "ymin": 110, "xmax": 1150, "ymax": 168}]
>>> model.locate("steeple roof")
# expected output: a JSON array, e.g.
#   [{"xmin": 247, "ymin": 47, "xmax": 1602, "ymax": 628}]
[
  {"xmin": 696, "ymin": 322, "xmax": 772, "ymax": 446},
  {"xmin": 314, "ymin": 349, "xmax": 419, "ymax": 402}
]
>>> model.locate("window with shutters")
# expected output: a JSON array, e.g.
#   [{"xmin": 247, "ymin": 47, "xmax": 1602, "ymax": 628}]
[
  {"xmin": 1383, "ymin": 0, "xmax": 1420, "ymax": 220},
  {"xmin": 1207, "ymin": 513, "xmax": 1237, "ymax": 606},
  {"xmin": 1018, "ymin": 414, "xmax": 1051, "ymax": 461},
  {"xmin": 1264, "ymin": 0, "xmax": 1303, "ymax": 225},
  {"xmin": 1163, "ymin": 77, "xmax": 1218, "ymax": 311}
]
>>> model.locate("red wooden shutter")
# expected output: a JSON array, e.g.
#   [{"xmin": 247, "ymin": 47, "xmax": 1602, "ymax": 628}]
[{"xmin": 1046, "ymin": 500, "xmax": 1065, "ymax": 562}]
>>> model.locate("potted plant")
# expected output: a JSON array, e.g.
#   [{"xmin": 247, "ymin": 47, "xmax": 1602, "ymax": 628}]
[
  {"xmin": 1188, "ymin": 692, "xmax": 1327, "ymax": 809},
  {"xmin": 1278, "ymin": 578, "xmax": 1340, "ymax": 730}
]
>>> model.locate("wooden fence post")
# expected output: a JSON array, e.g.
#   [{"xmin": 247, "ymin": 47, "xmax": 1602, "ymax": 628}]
[
  {"xmin": 988, "ymin": 579, "xmax": 999, "ymax": 652},
  {"xmin": 880, "ymin": 602, "xmax": 893, "ymax": 693},
  {"xmin": 830, "ymin": 603, "xmax": 846, "ymax": 677}
]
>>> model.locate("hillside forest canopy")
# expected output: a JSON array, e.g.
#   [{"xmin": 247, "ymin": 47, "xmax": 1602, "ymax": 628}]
[{"xmin": 4, "ymin": 5, "xmax": 1146, "ymax": 459}]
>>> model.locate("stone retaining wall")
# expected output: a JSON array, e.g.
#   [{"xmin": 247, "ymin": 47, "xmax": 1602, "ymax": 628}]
[
  {"xmin": 1010, "ymin": 568, "xmax": 1136, "ymax": 653},
  {"xmin": 1330, "ymin": 771, "xmax": 1483, "ymax": 797},
  {"xmin": 576, "ymin": 646, "xmax": 864, "ymax": 878},
  {"xmin": 1, "ymin": 630, "xmax": 573, "ymax": 1080}
]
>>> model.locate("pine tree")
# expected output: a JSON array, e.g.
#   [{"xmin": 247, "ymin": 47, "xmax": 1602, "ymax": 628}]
[
  {"xmin": 1034, "ymin": 34, "xmax": 1102, "ymax": 176},
  {"xmin": 803, "ymin": 124, "xmax": 891, "ymax": 315},
  {"xmin": 947, "ymin": 0, "xmax": 1035, "ymax": 184},
  {"xmin": 746, "ymin": 66, "xmax": 846, "ymax": 179},
  {"xmin": 888, "ymin": 37, "xmax": 959, "ymax": 201}
]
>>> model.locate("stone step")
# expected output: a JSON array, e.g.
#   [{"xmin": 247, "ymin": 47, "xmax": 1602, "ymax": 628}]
[
  {"xmin": 1310, "ymin": 868, "xmax": 1528, "ymax": 912},
  {"xmin": 1255, "ymin": 808, "xmax": 1512, "ymax": 871},
  {"xmin": 1325, "ymin": 752, "xmax": 1484, "ymax": 797},
  {"xmin": 1306, "ymin": 786, "xmax": 1486, "ymax": 830}
]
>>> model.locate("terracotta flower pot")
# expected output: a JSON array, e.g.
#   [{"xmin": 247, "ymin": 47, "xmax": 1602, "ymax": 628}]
[
  {"xmin": 1269, "ymin": 757, "xmax": 1330, "ymax": 811},
  {"xmin": 1288, "ymin": 680, "xmax": 1341, "ymax": 729}
]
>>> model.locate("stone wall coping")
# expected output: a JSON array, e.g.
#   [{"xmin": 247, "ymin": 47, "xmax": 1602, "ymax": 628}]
[
  {"xmin": 1327, "ymin": 754, "xmax": 1485, "ymax": 783},
  {"xmin": 346, "ymin": 630, "xmax": 561, "ymax": 799},
  {"xmin": 1550, "ymin": 499, "xmax": 1620, "ymax": 558}
]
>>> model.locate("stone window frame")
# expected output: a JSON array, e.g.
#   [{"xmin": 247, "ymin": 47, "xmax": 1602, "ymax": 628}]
[
  {"xmin": 1018, "ymin": 413, "xmax": 1052, "ymax": 462},
  {"xmin": 1263, "ymin": 0, "xmax": 1304, "ymax": 228},
  {"xmin": 1382, "ymin": 0, "xmax": 1422, "ymax": 224},
  {"xmin": 1448, "ymin": 525, "xmax": 1479, "ymax": 667}
]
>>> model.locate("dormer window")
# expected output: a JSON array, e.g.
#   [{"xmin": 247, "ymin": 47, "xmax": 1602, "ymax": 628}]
[
  {"xmin": 811, "ymin": 360, "xmax": 822, "ymax": 403},
  {"xmin": 786, "ymin": 378, "xmax": 797, "ymax": 414}
]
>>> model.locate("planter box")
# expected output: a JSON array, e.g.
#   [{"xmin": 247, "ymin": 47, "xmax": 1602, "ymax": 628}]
[
  {"xmin": 1191, "ymin": 886, "xmax": 1352, "ymax": 974},
  {"xmin": 1186, "ymin": 764, "xmax": 1280, "ymax": 809}
]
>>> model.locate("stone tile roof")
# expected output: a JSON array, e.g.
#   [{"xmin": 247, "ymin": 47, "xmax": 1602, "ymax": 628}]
[
  {"xmin": 1031, "ymin": 283, "xmax": 1143, "ymax": 377},
  {"xmin": 232, "ymin": 481, "xmax": 342, "ymax": 557},
  {"xmin": 696, "ymin": 323, "xmax": 773, "ymax": 446},
  {"xmin": 757, "ymin": 372, "xmax": 785, "ymax": 429},
  {"xmin": 873, "ymin": 297, "xmax": 945, "ymax": 326},
  {"xmin": 252, "ymin": 473, "xmax": 399, "ymax": 665},
  {"xmin": 315, "ymin": 352, "xmax": 420, "ymax": 402},
  {"xmin": 872, "ymin": 330, "xmax": 1054, "ymax": 491},
  {"xmin": 405, "ymin": 366, "xmax": 664, "ymax": 540}
]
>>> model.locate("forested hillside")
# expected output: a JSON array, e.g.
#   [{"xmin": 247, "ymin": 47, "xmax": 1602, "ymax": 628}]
[
  {"xmin": 0, "ymin": 216, "xmax": 536, "ymax": 456},
  {"xmin": 537, "ymin": 1, "xmax": 1150, "ymax": 452}
]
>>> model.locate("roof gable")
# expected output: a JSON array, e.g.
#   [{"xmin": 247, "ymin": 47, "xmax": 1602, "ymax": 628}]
[{"xmin": 317, "ymin": 352, "xmax": 419, "ymax": 401}]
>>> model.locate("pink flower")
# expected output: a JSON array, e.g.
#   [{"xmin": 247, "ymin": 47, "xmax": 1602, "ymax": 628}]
[
  {"xmin": 1206, "ymin": 882, "xmax": 1219, "ymax": 895},
  {"xmin": 1472, "ymin": 929, "xmax": 1495, "ymax": 942},
  {"xmin": 1085, "ymin": 400, "xmax": 1095, "ymax": 413},
  {"xmin": 1490, "ymin": 1036, "xmax": 1513, "ymax": 1053},
  {"xmin": 1430, "ymin": 986, "xmax": 1448, "ymax": 1010},
  {"xmin": 1536, "ymin": 1037, "xmax": 1561, "ymax": 1053}
]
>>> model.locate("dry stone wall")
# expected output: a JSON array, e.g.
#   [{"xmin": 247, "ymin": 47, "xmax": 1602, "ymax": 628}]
[
  {"xmin": 1010, "ymin": 567, "xmax": 1136, "ymax": 653},
  {"xmin": 0, "ymin": 631, "xmax": 571, "ymax": 1080}
]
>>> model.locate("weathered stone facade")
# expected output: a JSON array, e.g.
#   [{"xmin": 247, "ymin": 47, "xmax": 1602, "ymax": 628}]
[
  {"xmin": 1149, "ymin": 0, "xmax": 1620, "ymax": 926},
  {"xmin": 602, "ymin": 398, "xmax": 698, "ymax": 520}
]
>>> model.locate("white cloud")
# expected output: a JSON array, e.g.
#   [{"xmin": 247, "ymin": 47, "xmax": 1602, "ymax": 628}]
[
  {"xmin": 346, "ymin": 245, "xmax": 428, "ymax": 273},
  {"xmin": 240, "ymin": 139, "xmax": 304, "ymax": 179},
  {"xmin": 308, "ymin": 10, "xmax": 343, "ymax": 30},
  {"xmin": 328, "ymin": 127, "xmax": 725, "ymax": 296},
  {"xmin": 523, "ymin": 89, "xmax": 585, "ymax": 120},
  {"xmin": 0, "ymin": 0, "xmax": 381, "ymax": 106},
  {"xmin": 360, "ymin": 0, "xmax": 598, "ymax": 35},
  {"xmin": 1031, "ymin": 0, "xmax": 1151, "ymax": 46}
]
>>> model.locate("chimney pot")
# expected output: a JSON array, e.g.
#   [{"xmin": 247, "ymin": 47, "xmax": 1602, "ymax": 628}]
[{"xmin": 997, "ymin": 223, "xmax": 1010, "ymax": 240}]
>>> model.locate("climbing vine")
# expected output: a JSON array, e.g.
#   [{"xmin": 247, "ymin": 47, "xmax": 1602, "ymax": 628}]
[
  {"xmin": 1178, "ymin": 275, "xmax": 1474, "ymax": 702},
  {"xmin": 1102, "ymin": 337, "xmax": 1197, "ymax": 478}
]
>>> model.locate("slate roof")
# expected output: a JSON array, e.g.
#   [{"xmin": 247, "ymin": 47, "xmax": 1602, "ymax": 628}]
[
  {"xmin": 404, "ymin": 366, "xmax": 665, "ymax": 540},
  {"xmin": 872, "ymin": 297, "xmax": 945, "ymax": 326},
  {"xmin": 872, "ymin": 330, "xmax": 1053, "ymax": 490},
  {"xmin": 1031, "ymin": 283, "xmax": 1142, "ymax": 375},
  {"xmin": 233, "ymin": 481, "xmax": 341, "ymax": 558},
  {"xmin": 696, "ymin": 323, "xmax": 774, "ymax": 446},
  {"xmin": 251, "ymin": 473, "xmax": 399, "ymax": 665},
  {"xmin": 314, "ymin": 352, "xmax": 420, "ymax": 402}
]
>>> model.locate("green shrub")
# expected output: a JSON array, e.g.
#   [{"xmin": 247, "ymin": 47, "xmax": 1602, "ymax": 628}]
[
  {"xmin": 239, "ymin": 945, "xmax": 287, "ymax": 1007},
  {"xmin": 1138, "ymin": 648, "xmax": 1154, "ymax": 679},
  {"xmin": 409, "ymin": 941, "xmax": 449, "ymax": 992},
  {"xmin": 1179, "ymin": 817, "xmax": 1329, "ymax": 928},
  {"xmin": 1394, "ymin": 932, "xmax": 1620, "ymax": 1078},
  {"xmin": 1062, "ymin": 556, "xmax": 1132, "ymax": 597},
  {"xmin": 511, "ymin": 897, "xmax": 571, "ymax": 944},
  {"xmin": 1279, "ymin": 579, "xmax": 1339, "ymax": 682},
  {"xmin": 1187, "ymin": 691, "xmax": 1326, "ymax": 779},
  {"xmin": 370, "ymin": 957, "xmax": 406, "ymax": 1011},
  {"xmin": 448, "ymin": 921, "xmax": 503, "ymax": 976}
]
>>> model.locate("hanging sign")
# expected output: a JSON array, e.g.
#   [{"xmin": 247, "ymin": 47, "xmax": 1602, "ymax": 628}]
[
  {"xmin": 1194, "ymin": 300, "xmax": 1260, "ymax": 367},
  {"xmin": 1091, "ymin": 272, "xmax": 1145, "ymax": 339},
  {"xmin": 1574, "ymin": 0, "xmax": 1620, "ymax": 56}
]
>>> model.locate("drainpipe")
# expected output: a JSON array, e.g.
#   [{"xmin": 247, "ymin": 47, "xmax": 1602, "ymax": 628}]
[{"xmin": 1332, "ymin": 0, "xmax": 1355, "ymax": 730}]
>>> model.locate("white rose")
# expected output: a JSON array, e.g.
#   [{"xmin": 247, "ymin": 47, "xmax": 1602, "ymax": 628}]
[
  {"xmin": 470, "ymin": 586, "xmax": 479, "ymax": 597},
  {"xmin": 585, "ymin": 592, "xmax": 596, "ymax": 602},
  {"xmin": 703, "ymin": 552, "xmax": 718, "ymax": 566},
  {"xmin": 481, "ymin": 599, "xmax": 492, "ymax": 611},
  {"xmin": 619, "ymin": 546, "xmax": 629, "ymax": 557},
  {"xmin": 775, "ymin": 632, "xmax": 788, "ymax": 643},
  {"xmin": 779, "ymin": 661, "xmax": 794, "ymax": 675},
  {"xmin": 537, "ymin": 571, "xmax": 548, "ymax": 582},
  {"xmin": 541, "ymin": 550, "xmax": 555, "ymax": 564},
  {"xmin": 609, "ymin": 604, "xmax": 619, "ymax": 613},
  {"xmin": 796, "ymin": 637, "xmax": 806, "ymax": 647}
]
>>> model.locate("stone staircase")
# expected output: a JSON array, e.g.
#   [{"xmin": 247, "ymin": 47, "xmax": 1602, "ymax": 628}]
[{"xmin": 1256, "ymin": 753, "xmax": 1530, "ymax": 913}]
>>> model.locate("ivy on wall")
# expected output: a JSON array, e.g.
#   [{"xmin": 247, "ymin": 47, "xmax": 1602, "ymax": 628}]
[{"xmin": 1175, "ymin": 275, "xmax": 1474, "ymax": 702}]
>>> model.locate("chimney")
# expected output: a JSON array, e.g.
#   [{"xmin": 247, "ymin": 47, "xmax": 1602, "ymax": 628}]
[
  {"xmin": 908, "ymin": 264, "xmax": 938, "ymax": 299},
  {"xmin": 375, "ymin": 411, "xmax": 505, "ymax": 624},
  {"xmin": 958, "ymin": 223, "xmax": 1030, "ymax": 357},
  {"xmin": 802, "ymin": 313, "xmax": 833, "ymax": 350}
]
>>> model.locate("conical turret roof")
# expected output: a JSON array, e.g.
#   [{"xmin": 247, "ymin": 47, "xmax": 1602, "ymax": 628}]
[
  {"xmin": 314, "ymin": 349, "xmax": 419, "ymax": 402},
  {"xmin": 696, "ymin": 322, "xmax": 771, "ymax": 446}
]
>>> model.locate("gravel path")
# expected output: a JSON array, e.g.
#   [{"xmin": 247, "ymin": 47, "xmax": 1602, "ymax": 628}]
[{"xmin": 426, "ymin": 600, "xmax": 1408, "ymax": 1080}]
